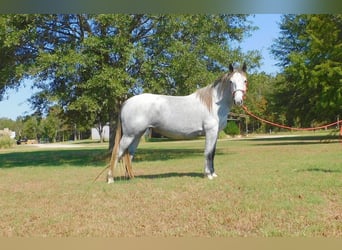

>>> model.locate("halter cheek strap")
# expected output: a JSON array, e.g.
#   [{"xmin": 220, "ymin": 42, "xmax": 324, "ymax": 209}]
[{"xmin": 232, "ymin": 81, "xmax": 247, "ymax": 97}]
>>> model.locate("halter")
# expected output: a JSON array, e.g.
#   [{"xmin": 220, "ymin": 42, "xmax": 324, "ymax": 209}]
[{"xmin": 231, "ymin": 80, "xmax": 248, "ymax": 99}]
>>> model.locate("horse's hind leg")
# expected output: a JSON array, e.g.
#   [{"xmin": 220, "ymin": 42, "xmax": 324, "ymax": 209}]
[
  {"xmin": 128, "ymin": 132, "xmax": 144, "ymax": 161},
  {"xmin": 107, "ymin": 135, "xmax": 136, "ymax": 183}
]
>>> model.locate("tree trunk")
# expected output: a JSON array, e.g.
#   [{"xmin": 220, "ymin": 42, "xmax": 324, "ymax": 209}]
[
  {"xmin": 96, "ymin": 123, "xmax": 104, "ymax": 143},
  {"xmin": 73, "ymin": 124, "xmax": 77, "ymax": 141},
  {"xmin": 108, "ymin": 109, "xmax": 119, "ymax": 152},
  {"xmin": 108, "ymin": 97, "xmax": 125, "ymax": 152}
]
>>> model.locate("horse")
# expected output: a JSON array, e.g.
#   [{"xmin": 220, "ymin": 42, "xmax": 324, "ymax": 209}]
[{"xmin": 107, "ymin": 63, "xmax": 248, "ymax": 183}]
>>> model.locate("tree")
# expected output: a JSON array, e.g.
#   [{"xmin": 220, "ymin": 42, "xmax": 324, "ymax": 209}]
[
  {"xmin": 0, "ymin": 15, "xmax": 34, "ymax": 99},
  {"xmin": 22, "ymin": 115, "xmax": 40, "ymax": 140},
  {"xmin": 271, "ymin": 14, "xmax": 342, "ymax": 126},
  {"xmin": 40, "ymin": 106, "xmax": 63, "ymax": 142},
  {"xmin": 229, "ymin": 72, "xmax": 281, "ymax": 133},
  {"xmin": 242, "ymin": 72, "xmax": 277, "ymax": 132},
  {"xmin": 14, "ymin": 116, "xmax": 25, "ymax": 140},
  {"xmin": 0, "ymin": 118, "xmax": 16, "ymax": 130},
  {"xmin": 1, "ymin": 14, "xmax": 260, "ymax": 149}
]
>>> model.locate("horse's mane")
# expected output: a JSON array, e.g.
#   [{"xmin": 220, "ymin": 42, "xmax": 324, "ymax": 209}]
[{"xmin": 195, "ymin": 73, "xmax": 231, "ymax": 112}]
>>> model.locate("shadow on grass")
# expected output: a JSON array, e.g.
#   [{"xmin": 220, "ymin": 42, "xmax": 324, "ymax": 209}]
[
  {"xmin": 138, "ymin": 172, "xmax": 204, "ymax": 179},
  {"xmin": 248, "ymin": 135, "xmax": 340, "ymax": 146},
  {"xmin": 133, "ymin": 148, "xmax": 210, "ymax": 162},
  {"xmin": 0, "ymin": 147, "xmax": 216, "ymax": 169},
  {"xmin": 0, "ymin": 149, "xmax": 107, "ymax": 169},
  {"xmin": 113, "ymin": 172, "xmax": 204, "ymax": 182},
  {"xmin": 297, "ymin": 168, "xmax": 341, "ymax": 173}
]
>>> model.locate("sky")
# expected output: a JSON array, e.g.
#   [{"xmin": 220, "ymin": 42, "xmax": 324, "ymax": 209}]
[{"xmin": 0, "ymin": 14, "xmax": 282, "ymax": 120}]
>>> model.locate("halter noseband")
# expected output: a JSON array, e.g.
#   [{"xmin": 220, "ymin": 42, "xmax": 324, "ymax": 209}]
[{"xmin": 231, "ymin": 80, "xmax": 248, "ymax": 98}]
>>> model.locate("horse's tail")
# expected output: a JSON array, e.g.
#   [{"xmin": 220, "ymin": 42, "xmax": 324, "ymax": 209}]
[{"xmin": 108, "ymin": 117, "xmax": 134, "ymax": 181}]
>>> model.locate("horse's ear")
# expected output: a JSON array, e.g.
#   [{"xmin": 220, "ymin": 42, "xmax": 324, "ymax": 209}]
[
  {"xmin": 242, "ymin": 62, "xmax": 247, "ymax": 72},
  {"xmin": 229, "ymin": 64, "xmax": 234, "ymax": 73}
]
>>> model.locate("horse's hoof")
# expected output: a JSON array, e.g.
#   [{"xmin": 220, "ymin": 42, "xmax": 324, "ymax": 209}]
[
  {"xmin": 212, "ymin": 173, "xmax": 218, "ymax": 178},
  {"xmin": 207, "ymin": 174, "xmax": 214, "ymax": 180},
  {"xmin": 107, "ymin": 177, "xmax": 114, "ymax": 184}
]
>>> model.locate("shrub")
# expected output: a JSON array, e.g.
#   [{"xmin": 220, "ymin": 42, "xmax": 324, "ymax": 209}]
[
  {"xmin": 218, "ymin": 130, "xmax": 227, "ymax": 139},
  {"xmin": 224, "ymin": 121, "xmax": 240, "ymax": 137},
  {"xmin": 0, "ymin": 135, "xmax": 15, "ymax": 149}
]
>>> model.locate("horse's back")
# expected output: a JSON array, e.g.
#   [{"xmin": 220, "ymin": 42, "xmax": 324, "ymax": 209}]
[{"xmin": 121, "ymin": 93, "xmax": 208, "ymax": 139}]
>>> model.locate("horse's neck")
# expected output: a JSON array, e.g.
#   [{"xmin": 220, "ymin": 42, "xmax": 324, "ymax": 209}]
[{"xmin": 212, "ymin": 82, "xmax": 233, "ymax": 112}]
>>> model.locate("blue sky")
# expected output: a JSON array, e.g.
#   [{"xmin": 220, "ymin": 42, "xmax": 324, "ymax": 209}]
[
  {"xmin": 242, "ymin": 14, "xmax": 281, "ymax": 74},
  {"xmin": 0, "ymin": 14, "xmax": 282, "ymax": 120}
]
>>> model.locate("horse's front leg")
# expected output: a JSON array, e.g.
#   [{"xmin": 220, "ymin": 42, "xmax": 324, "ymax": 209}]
[
  {"xmin": 204, "ymin": 128, "xmax": 218, "ymax": 180},
  {"xmin": 107, "ymin": 157, "xmax": 118, "ymax": 184}
]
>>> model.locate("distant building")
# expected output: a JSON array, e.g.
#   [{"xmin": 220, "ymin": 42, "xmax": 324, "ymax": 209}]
[
  {"xmin": 91, "ymin": 125, "xmax": 110, "ymax": 141},
  {"xmin": 0, "ymin": 128, "xmax": 16, "ymax": 139}
]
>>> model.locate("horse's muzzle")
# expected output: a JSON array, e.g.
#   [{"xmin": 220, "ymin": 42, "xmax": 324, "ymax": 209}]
[{"xmin": 233, "ymin": 90, "xmax": 244, "ymax": 106}]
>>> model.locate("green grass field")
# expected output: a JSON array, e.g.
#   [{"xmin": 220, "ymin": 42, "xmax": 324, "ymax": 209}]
[{"xmin": 0, "ymin": 133, "xmax": 341, "ymax": 237}]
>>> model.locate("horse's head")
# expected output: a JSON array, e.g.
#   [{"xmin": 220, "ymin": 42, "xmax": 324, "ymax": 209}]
[{"xmin": 228, "ymin": 63, "xmax": 248, "ymax": 106}]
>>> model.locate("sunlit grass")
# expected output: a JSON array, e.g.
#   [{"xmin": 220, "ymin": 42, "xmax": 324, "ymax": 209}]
[{"xmin": 0, "ymin": 133, "xmax": 341, "ymax": 237}]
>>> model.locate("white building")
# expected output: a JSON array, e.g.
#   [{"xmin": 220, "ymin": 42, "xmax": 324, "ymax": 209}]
[
  {"xmin": 0, "ymin": 128, "xmax": 16, "ymax": 139},
  {"xmin": 91, "ymin": 125, "xmax": 110, "ymax": 141}
]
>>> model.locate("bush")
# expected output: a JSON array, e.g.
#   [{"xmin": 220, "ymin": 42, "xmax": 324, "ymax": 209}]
[
  {"xmin": 224, "ymin": 121, "xmax": 240, "ymax": 137},
  {"xmin": 0, "ymin": 135, "xmax": 15, "ymax": 149},
  {"xmin": 218, "ymin": 130, "xmax": 227, "ymax": 139}
]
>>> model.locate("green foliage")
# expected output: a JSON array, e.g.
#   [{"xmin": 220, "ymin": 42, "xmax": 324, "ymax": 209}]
[
  {"xmin": 0, "ymin": 14, "xmax": 260, "ymax": 148},
  {"xmin": 0, "ymin": 111, "xmax": 75, "ymax": 143},
  {"xmin": 22, "ymin": 115, "xmax": 40, "ymax": 140},
  {"xmin": 231, "ymin": 72, "xmax": 281, "ymax": 133},
  {"xmin": 0, "ymin": 118, "xmax": 16, "ymax": 131},
  {"xmin": 0, "ymin": 135, "xmax": 14, "ymax": 149},
  {"xmin": 224, "ymin": 121, "xmax": 240, "ymax": 136},
  {"xmin": 217, "ymin": 130, "xmax": 227, "ymax": 139},
  {"xmin": 0, "ymin": 14, "xmax": 40, "ymax": 99},
  {"xmin": 242, "ymin": 73, "xmax": 274, "ymax": 132},
  {"xmin": 40, "ymin": 109, "xmax": 60, "ymax": 142},
  {"xmin": 271, "ymin": 14, "xmax": 342, "ymax": 126}
]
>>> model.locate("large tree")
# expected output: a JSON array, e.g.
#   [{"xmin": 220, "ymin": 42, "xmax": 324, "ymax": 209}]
[
  {"xmin": 271, "ymin": 14, "xmax": 342, "ymax": 126},
  {"xmin": 1, "ymin": 14, "xmax": 260, "ymax": 149},
  {"xmin": 0, "ymin": 15, "xmax": 39, "ymax": 98}
]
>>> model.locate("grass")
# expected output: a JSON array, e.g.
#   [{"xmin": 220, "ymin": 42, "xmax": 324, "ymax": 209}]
[{"xmin": 0, "ymin": 133, "xmax": 341, "ymax": 237}]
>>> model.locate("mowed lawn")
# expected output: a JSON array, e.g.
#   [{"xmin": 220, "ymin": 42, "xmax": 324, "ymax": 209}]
[{"xmin": 0, "ymin": 133, "xmax": 341, "ymax": 237}]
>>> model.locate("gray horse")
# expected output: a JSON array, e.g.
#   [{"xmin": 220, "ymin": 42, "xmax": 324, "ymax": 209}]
[{"xmin": 108, "ymin": 63, "xmax": 248, "ymax": 183}]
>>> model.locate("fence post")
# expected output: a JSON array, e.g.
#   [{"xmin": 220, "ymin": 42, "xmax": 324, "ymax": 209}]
[{"xmin": 337, "ymin": 115, "xmax": 340, "ymax": 130}]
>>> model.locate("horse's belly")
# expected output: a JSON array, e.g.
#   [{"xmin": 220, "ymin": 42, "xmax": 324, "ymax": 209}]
[{"xmin": 153, "ymin": 126, "xmax": 204, "ymax": 139}]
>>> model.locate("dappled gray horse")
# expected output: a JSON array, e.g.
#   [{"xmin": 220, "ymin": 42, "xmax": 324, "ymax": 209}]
[{"xmin": 107, "ymin": 63, "xmax": 248, "ymax": 183}]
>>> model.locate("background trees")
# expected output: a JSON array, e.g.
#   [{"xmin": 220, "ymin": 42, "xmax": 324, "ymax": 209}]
[
  {"xmin": 1, "ymin": 14, "xmax": 341, "ymax": 142},
  {"xmin": 0, "ymin": 14, "xmax": 259, "ymax": 147},
  {"xmin": 271, "ymin": 14, "xmax": 342, "ymax": 127}
]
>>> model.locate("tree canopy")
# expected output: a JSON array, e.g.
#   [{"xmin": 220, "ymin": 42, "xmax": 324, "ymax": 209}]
[
  {"xmin": 2, "ymin": 14, "xmax": 340, "ymax": 140},
  {"xmin": 0, "ymin": 14, "xmax": 259, "ymax": 145},
  {"xmin": 271, "ymin": 14, "xmax": 342, "ymax": 126}
]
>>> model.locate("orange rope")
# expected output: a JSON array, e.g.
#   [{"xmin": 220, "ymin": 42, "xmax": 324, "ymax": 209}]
[{"xmin": 242, "ymin": 105, "xmax": 342, "ymax": 131}]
